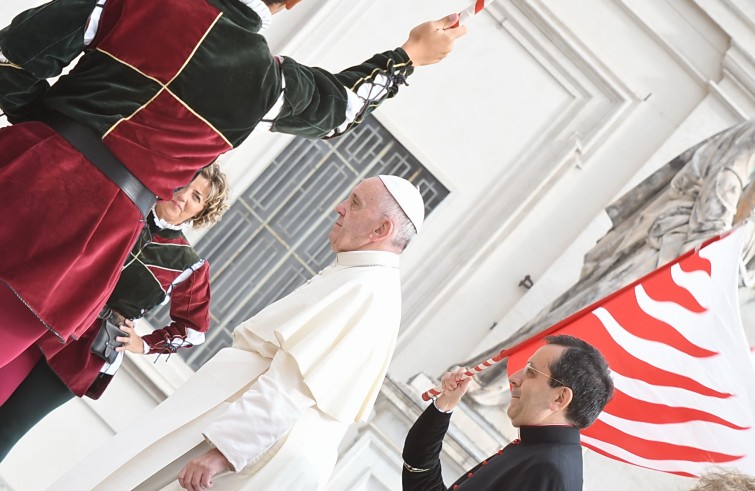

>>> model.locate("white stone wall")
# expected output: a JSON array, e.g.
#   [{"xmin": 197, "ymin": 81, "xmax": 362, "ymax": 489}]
[{"xmin": 1, "ymin": 1, "xmax": 753, "ymax": 490}]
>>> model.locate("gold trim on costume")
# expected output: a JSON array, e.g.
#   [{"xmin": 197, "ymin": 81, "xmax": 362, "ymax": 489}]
[{"xmin": 97, "ymin": 13, "xmax": 231, "ymax": 148}]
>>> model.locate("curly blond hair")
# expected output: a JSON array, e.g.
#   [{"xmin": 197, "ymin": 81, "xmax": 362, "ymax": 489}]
[
  {"xmin": 691, "ymin": 469, "xmax": 755, "ymax": 491},
  {"xmin": 191, "ymin": 162, "xmax": 229, "ymax": 228}
]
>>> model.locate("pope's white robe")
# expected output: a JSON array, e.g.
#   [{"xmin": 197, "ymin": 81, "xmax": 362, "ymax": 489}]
[{"xmin": 51, "ymin": 250, "xmax": 401, "ymax": 490}]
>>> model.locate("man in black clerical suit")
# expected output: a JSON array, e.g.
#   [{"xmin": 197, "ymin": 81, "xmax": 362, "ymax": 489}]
[{"xmin": 402, "ymin": 335, "xmax": 614, "ymax": 491}]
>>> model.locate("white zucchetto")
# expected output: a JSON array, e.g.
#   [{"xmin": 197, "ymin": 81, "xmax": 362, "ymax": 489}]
[{"xmin": 378, "ymin": 175, "xmax": 425, "ymax": 233}]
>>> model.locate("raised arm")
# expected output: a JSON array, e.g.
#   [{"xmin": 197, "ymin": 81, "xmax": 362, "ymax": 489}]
[
  {"xmin": 402, "ymin": 368, "xmax": 472, "ymax": 491},
  {"xmin": 268, "ymin": 13, "xmax": 467, "ymax": 140}
]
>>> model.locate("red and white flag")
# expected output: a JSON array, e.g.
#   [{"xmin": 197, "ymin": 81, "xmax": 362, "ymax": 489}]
[{"xmin": 506, "ymin": 224, "xmax": 755, "ymax": 477}]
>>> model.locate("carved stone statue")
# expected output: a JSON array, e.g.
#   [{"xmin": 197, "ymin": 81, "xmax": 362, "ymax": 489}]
[{"xmin": 464, "ymin": 120, "xmax": 755, "ymax": 396}]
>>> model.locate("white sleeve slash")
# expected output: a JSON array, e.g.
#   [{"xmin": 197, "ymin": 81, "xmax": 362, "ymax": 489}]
[{"xmin": 83, "ymin": 1, "xmax": 107, "ymax": 46}]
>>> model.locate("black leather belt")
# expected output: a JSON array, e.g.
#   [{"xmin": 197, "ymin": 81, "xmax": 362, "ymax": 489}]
[{"xmin": 42, "ymin": 111, "xmax": 156, "ymax": 218}]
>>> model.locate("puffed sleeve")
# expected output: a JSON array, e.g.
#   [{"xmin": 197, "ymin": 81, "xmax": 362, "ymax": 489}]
[
  {"xmin": 0, "ymin": 0, "xmax": 98, "ymax": 122},
  {"xmin": 142, "ymin": 260, "xmax": 211, "ymax": 355}
]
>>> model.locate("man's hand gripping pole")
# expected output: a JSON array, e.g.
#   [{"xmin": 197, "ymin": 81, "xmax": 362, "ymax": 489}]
[{"xmin": 420, "ymin": 349, "xmax": 508, "ymax": 401}]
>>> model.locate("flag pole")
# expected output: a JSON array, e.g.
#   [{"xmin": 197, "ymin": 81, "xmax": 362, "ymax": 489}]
[
  {"xmin": 421, "ymin": 350, "xmax": 508, "ymax": 401},
  {"xmin": 450, "ymin": 0, "xmax": 495, "ymax": 28}
]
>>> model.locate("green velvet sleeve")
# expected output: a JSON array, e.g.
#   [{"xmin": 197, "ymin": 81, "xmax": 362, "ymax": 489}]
[
  {"xmin": 272, "ymin": 48, "xmax": 414, "ymax": 140},
  {"xmin": 0, "ymin": 0, "xmax": 97, "ymax": 122}
]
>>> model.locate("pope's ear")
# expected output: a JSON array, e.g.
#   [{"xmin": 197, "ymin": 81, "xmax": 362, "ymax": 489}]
[{"xmin": 371, "ymin": 219, "xmax": 393, "ymax": 241}]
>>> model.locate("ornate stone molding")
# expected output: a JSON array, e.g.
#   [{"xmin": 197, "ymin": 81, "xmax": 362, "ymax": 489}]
[{"xmin": 401, "ymin": 0, "xmax": 637, "ymax": 336}]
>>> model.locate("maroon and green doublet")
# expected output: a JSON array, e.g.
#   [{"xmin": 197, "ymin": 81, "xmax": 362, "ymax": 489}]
[
  {"xmin": 0, "ymin": 0, "xmax": 413, "ymax": 344},
  {"xmin": 39, "ymin": 212, "xmax": 211, "ymax": 398}
]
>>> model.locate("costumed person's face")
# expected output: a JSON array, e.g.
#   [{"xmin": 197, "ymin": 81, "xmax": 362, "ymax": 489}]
[
  {"xmin": 507, "ymin": 344, "xmax": 569, "ymax": 427},
  {"xmin": 329, "ymin": 177, "xmax": 386, "ymax": 253},
  {"xmin": 155, "ymin": 175, "xmax": 212, "ymax": 225},
  {"xmin": 266, "ymin": 0, "xmax": 303, "ymax": 14}
]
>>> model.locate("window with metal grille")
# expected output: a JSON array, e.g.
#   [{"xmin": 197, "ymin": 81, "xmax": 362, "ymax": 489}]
[{"xmin": 147, "ymin": 115, "xmax": 449, "ymax": 370}]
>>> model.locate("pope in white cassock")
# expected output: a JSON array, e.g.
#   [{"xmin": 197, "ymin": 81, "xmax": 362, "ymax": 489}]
[{"xmin": 52, "ymin": 175, "xmax": 425, "ymax": 491}]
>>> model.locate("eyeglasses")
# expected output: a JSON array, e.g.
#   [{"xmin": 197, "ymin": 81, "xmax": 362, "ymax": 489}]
[{"xmin": 524, "ymin": 362, "xmax": 570, "ymax": 389}]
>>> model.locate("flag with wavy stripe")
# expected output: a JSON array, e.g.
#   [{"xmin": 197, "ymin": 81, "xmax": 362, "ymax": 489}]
[{"xmin": 507, "ymin": 225, "xmax": 755, "ymax": 477}]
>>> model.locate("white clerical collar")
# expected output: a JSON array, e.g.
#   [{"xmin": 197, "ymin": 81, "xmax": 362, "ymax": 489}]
[
  {"xmin": 336, "ymin": 251, "xmax": 400, "ymax": 269},
  {"xmin": 239, "ymin": 0, "xmax": 273, "ymax": 32}
]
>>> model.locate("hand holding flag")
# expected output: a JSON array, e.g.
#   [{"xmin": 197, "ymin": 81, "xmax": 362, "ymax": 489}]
[
  {"xmin": 401, "ymin": 14, "xmax": 467, "ymax": 66},
  {"xmin": 421, "ymin": 351, "xmax": 507, "ymax": 401},
  {"xmin": 451, "ymin": 0, "xmax": 496, "ymax": 28}
]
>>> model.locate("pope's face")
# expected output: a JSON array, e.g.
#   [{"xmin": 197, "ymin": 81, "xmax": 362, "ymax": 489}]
[
  {"xmin": 507, "ymin": 344, "xmax": 567, "ymax": 427},
  {"xmin": 329, "ymin": 177, "xmax": 385, "ymax": 253}
]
